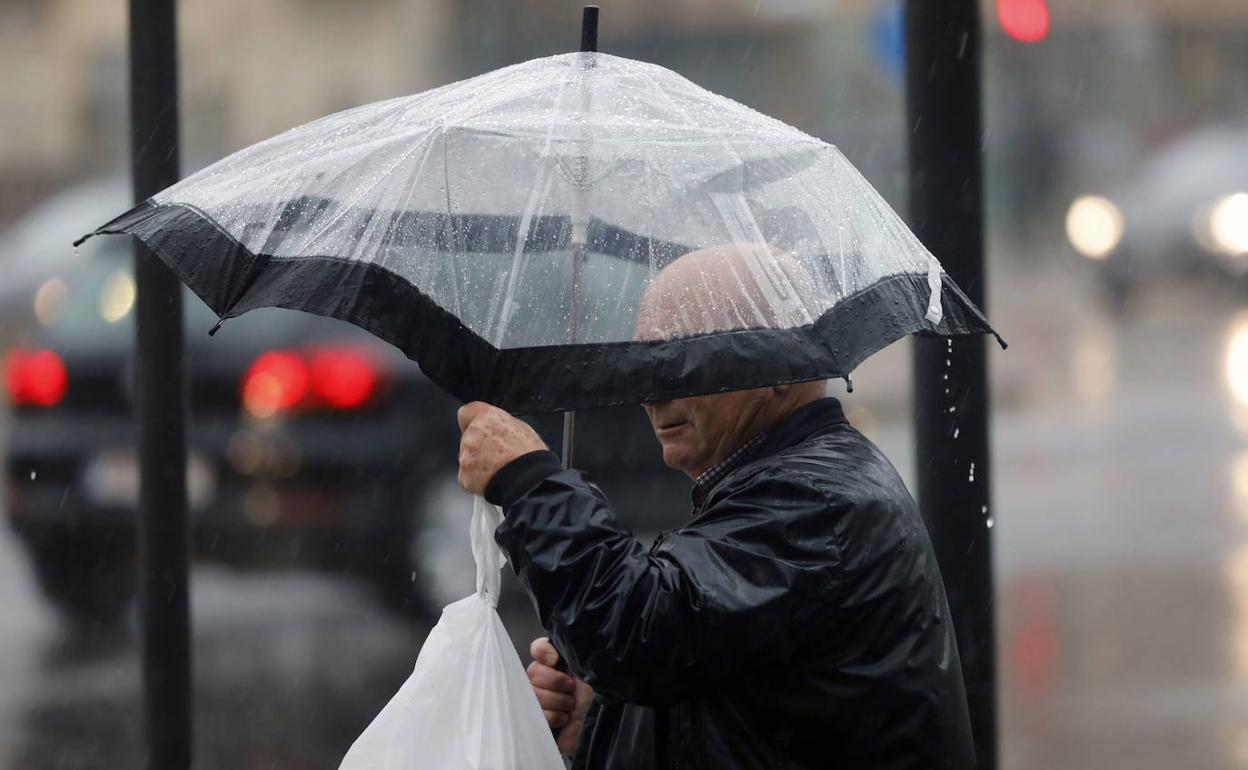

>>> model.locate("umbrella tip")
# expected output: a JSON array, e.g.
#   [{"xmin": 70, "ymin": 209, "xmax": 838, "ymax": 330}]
[
  {"xmin": 208, "ymin": 319, "xmax": 225, "ymax": 336},
  {"xmin": 581, "ymin": 6, "xmax": 599, "ymax": 53}
]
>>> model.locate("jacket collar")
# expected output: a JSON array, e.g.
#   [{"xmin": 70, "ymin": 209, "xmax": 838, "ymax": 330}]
[
  {"xmin": 752, "ymin": 397, "xmax": 847, "ymax": 461},
  {"xmin": 690, "ymin": 397, "xmax": 846, "ymax": 513}
]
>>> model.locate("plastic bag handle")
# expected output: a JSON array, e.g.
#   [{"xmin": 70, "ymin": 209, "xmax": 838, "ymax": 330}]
[{"xmin": 470, "ymin": 495, "xmax": 506, "ymax": 607}]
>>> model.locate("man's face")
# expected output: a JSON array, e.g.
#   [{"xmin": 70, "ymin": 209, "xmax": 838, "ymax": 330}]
[
  {"xmin": 635, "ymin": 244, "xmax": 809, "ymax": 478},
  {"xmin": 642, "ymin": 387, "xmax": 770, "ymax": 478}
]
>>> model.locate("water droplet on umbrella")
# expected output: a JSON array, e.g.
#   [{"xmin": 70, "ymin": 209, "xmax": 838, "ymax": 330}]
[
  {"xmin": 953, "ymin": 427, "xmax": 960, "ymax": 439},
  {"xmin": 968, "ymin": 462, "xmax": 975, "ymax": 482},
  {"xmin": 948, "ymin": 406, "xmax": 956, "ymax": 413},
  {"xmin": 986, "ymin": 517, "xmax": 994, "ymax": 528},
  {"xmin": 981, "ymin": 505, "xmax": 988, "ymax": 514}
]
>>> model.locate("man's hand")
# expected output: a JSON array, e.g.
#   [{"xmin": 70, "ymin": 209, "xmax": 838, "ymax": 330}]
[
  {"xmin": 456, "ymin": 401, "xmax": 547, "ymax": 495},
  {"xmin": 528, "ymin": 637, "xmax": 594, "ymax": 757}
]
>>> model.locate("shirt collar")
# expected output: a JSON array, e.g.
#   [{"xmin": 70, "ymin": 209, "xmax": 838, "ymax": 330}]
[{"xmin": 690, "ymin": 429, "xmax": 770, "ymax": 512}]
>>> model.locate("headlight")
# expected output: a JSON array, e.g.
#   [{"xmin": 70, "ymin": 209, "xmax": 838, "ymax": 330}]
[
  {"xmin": 1065, "ymin": 195, "xmax": 1123, "ymax": 260},
  {"xmin": 1211, "ymin": 192, "xmax": 1248, "ymax": 257},
  {"xmin": 99, "ymin": 269, "xmax": 136, "ymax": 324}
]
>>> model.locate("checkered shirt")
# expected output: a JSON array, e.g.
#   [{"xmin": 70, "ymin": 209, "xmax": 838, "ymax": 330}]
[{"xmin": 689, "ymin": 430, "xmax": 770, "ymax": 514}]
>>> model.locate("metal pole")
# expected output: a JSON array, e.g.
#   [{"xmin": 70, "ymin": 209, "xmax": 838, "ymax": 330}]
[
  {"xmin": 561, "ymin": 4, "xmax": 599, "ymax": 472},
  {"xmin": 129, "ymin": 1, "xmax": 190, "ymax": 767},
  {"xmin": 905, "ymin": 2, "xmax": 996, "ymax": 768}
]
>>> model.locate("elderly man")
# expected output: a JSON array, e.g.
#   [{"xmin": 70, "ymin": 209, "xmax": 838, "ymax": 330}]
[{"xmin": 456, "ymin": 244, "xmax": 975, "ymax": 769}]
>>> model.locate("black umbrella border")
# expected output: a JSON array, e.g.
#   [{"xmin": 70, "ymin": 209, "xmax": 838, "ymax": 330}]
[{"xmin": 79, "ymin": 199, "xmax": 1005, "ymax": 415}]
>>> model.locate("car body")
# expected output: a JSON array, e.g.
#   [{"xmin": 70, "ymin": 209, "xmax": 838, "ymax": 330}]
[
  {"xmin": 1064, "ymin": 123, "xmax": 1248, "ymax": 310},
  {"xmin": 2, "ymin": 183, "xmax": 689, "ymax": 623}
]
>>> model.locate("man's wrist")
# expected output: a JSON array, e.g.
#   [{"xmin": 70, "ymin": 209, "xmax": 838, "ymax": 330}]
[{"xmin": 483, "ymin": 449, "xmax": 563, "ymax": 507}]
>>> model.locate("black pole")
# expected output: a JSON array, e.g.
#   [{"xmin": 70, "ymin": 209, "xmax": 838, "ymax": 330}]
[
  {"xmin": 905, "ymin": 2, "xmax": 995, "ymax": 769},
  {"xmin": 561, "ymin": 5, "xmax": 599, "ymax": 472},
  {"xmin": 130, "ymin": 1, "xmax": 190, "ymax": 768}
]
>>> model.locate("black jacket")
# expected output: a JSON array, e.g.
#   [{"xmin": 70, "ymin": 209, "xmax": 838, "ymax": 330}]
[{"xmin": 490, "ymin": 398, "xmax": 974, "ymax": 769}]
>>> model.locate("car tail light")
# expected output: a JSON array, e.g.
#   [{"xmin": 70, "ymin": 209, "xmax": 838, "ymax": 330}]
[
  {"xmin": 241, "ymin": 346, "xmax": 382, "ymax": 418},
  {"xmin": 241, "ymin": 351, "xmax": 308, "ymax": 418},
  {"xmin": 307, "ymin": 347, "xmax": 379, "ymax": 409},
  {"xmin": 3, "ymin": 348, "xmax": 68, "ymax": 407}
]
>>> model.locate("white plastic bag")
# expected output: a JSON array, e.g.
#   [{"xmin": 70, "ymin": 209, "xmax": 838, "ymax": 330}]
[{"xmin": 339, "ymin": 496, "xmax": 565, "ymax": 770}]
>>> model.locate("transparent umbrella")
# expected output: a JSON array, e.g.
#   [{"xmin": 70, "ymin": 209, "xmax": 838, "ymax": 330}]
[{"xmin": 78, "ymin": 51, "xmax": 1002, "ymax": 413}]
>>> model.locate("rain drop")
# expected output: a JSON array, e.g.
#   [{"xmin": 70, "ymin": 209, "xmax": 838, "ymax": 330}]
[
  {"xmin": 981, "ymin": 505, "xmax": 988, "ymax": 514},
  {"xmin": 947, "ymin": 406, "xmax": 956, "ymax": 414},
  {"xmin": 410, "ymin": 571, "xmax": 417, "ymax": 583},
  {"xmin": 968, "ymin": 462, "xmax": 975, "ymax": 482},
  {"xmin": 945, "ymin": 358, "xmax": 951, "ymax": 366},
  {"xmin": 986, "ymin": 517, "xmax": 995, "ymax": 528},
  {"xmin": 29, "ymin": 470, "xmax": 35, "ymax": 480},
  {"xmin": 953, "ymin": 428, "xmax": 960, "ymax": 439}
]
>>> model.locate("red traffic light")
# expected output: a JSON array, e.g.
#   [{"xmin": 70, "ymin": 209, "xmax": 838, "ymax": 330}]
[{"xmin": 997, "ymin": 0, "xmax": 1049, "ymax": 43}]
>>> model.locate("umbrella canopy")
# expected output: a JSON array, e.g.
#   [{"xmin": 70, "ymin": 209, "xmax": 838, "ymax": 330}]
[{"xmin": 79, "ymin": 52, "xmax": 1002, "ymax": 414}]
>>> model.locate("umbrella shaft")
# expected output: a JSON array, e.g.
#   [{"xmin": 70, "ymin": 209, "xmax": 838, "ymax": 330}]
[
  {"xmin": 563, "ymin": 240, "xmax": 583, "ymax": 469},
  {"xmin": 569, "ymin": 241, "xmax": 585, "ymax": 343}
]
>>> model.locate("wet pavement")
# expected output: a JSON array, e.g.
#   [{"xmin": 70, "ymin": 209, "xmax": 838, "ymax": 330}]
[{"xmin": 2, "ymin": 264, "xmax": 1247, "ymax": 769}]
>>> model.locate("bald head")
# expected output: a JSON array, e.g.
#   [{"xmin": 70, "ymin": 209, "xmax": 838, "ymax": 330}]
[
  {"xmin": 636, "ymin": 243, "xmax": 829, "ymax": 478},
  {"xmin": 636, "ymin": 242, "xmax": 824, "ymax": 342}
]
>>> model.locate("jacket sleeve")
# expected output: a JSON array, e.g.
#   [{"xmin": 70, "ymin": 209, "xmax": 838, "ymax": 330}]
[{"xmin": 493, "ymin": 457, "xmax": 842, "ymax": 706}]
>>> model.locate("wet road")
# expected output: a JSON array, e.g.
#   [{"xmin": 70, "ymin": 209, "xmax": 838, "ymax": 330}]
[{"xmin": 2, "ymin": 264, "xmax": 1247, "ymax": 768}]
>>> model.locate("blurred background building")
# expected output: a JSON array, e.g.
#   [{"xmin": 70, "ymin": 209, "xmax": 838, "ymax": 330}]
[{"xmin": 2, "ymin": 1, "xmax": 1248, "ymax": 768}]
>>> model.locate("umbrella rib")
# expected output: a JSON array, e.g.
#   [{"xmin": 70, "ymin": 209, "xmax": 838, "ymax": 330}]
[
  {"xmin": 778, "ymin": 150, "xmax": 848, "ymax": 299},
  {"xmin": 640, "ymin": 69, "xmax": 813, "ymax": 327},
  {"xmin": 440, "ymin": 126, "xmax": 466, "ymax": 323},
  {"xmin": 486, "ymin": 70, "xmax": 576, "ymax": 348},
  {"xmin": 285, "ymin": 129, "xmax": 437, "ymax": 256},
  {"xmin": 357, "ymin": 132, "xmax": 443, "ymax": 267}
]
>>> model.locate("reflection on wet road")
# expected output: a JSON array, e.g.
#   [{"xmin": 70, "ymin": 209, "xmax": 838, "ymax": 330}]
[
  {"xmin": 989, "ymin": 276, "xmax": 1248, "ymax": 769},
  {"xmin": 2, "ymin": 266, "xmax": 1246, "ymax": 768}
]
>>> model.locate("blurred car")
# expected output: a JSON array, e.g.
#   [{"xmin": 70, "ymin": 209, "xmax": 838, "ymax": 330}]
[
  {"xmin": 2, "ymin": 183, "xmax": 689, "ymax": 624},
  {"xmin": 1064, "ymin": 123, "xmax": 1248, "ymax": 310}
]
